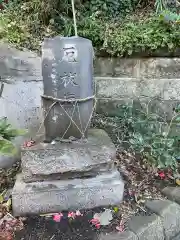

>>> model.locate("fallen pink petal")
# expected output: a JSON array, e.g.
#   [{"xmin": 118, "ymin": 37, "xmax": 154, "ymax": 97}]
[
  {"xmin": 23, "ymin": 140, "xmax": 35, "ymax": 148},
  {"xmin": 53, "ymin": 213, "xmax": 63, "ymax": 222},
  {"xmin": 158, "ymin": 171, "xmax": 166, "ymax": 180},
  {"xmin": 116, "ymin": 220, "xmax": 125, "ymax": 232},
  {"xmin": 68, "ymin": 212, "xmax": 76, "ymax": 219},
  {"xmin": 75, "ymin": 210, "xmax": 83, "ymax": 216},
  {"xmin": 95, "ymin": 223, "xmax": 101, "ymax": 229},
  {"xmin": 90, "ymin": 218, "xmax": 99, "ymax": 224}
]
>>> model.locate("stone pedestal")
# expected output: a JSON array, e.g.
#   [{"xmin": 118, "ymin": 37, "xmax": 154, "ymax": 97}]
[{"xmin": 12, "ymin": 129, "xmax": 124, "ymax": 216}]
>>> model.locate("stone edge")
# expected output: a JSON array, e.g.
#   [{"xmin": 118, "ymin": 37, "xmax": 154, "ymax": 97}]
[{"xmin": 99, "ymin": 187, "xmax": 180, "ymax": 240}]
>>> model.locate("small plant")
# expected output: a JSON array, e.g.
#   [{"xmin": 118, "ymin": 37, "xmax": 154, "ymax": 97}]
[
  {"xmin": 117, "ymin": 99, "xmax": 180, "ymax": 169},
  {"xmin": 155, "ymin": 0, "xmax": 167, "ymax": 13},
  {"xmin": 159, "ymin": 10, "xmax": 180, "ymax": 23},
  {"xmin": 0, "ymin": 117, "xmax": 25, "ymax": 155}
]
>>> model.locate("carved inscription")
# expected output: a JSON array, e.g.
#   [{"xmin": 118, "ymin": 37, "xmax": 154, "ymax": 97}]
[
  {"xmin": 62, "ymin": 45, "xmax": 78, "ymax": 62},
  {"xmin": 60, "ymin": 73, "xmax": 78, "ymax": 88}
]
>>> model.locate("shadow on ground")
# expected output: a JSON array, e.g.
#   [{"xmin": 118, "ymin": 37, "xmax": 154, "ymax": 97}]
[{"xmin": 14, "ymin": 208, "xmax": 115, "ymax": 240}]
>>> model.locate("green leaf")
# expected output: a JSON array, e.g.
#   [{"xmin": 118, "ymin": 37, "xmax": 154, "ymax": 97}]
[
  {"xmin": 113, "ymin": 206, "xmax": 119, "ymax": 213},
  {"xmin": 0, "ymin": 190, "xmax": 6, "ymax": 203},
  {"xmin": 166, "ymin": 138, "xmax": 174, "ymax": 148}
]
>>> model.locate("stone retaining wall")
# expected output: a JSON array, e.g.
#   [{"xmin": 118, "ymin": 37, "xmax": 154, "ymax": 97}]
[
  {"xmin": 94, "ymin": 58, "xmax": 180, "ymax": 120},
  {"xmin": 0, "ymin": 43, "xmax": 180, "ymax": 135},
  {"xmin": 0, "ymin": 43, "xmax": 43, "ymax": 136}
]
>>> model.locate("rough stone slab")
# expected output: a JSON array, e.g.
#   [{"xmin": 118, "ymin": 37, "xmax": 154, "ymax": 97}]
[
  {"xmin": 0, "ymin": 43, "xmax": 42, "ymax": 82},
  {"xmin": 139, "ymin": 58, "xmax": 180, "ymax": 79},
  {"xmin": 12, "ymin": 170, "xmax": 124, "ymax": 216},
  {"xmin": 98, "ymin": 231, "xmax": 138, "ymax": 240},
  {"xmin": 136, "ymin": 79, "xmax": 180, "ymax": 100},
  {"xmin": 94, "ymin": 58, "xmax": 180, "ymax": 79},
  {"xmin": 21, "ymin": 129, "xmax": 116, "ymax": 182},
  {"xmin": 128, "ymin": 214, "xmax": 164, "ymax": 240},
  {"xmin": 0, "ymin": 80, "xmax": 43, "ymax": 131},
  {"xmin": 146, "ymin": 200, "xmax": 180, "ymax": 239},
  {"xmin": 162, "ymin": 187, "xmax": 180, "ymax": 205},
  {"xmin": 94, "ymin": 58, "xmax": 139, "ymax": 78},
  {"xmin": 95, "ymin": 77, "xmax": 136, "ymax": 99}
]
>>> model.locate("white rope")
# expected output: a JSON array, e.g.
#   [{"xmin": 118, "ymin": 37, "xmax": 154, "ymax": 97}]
[
  {"xmin": 71, "ymin": 0, "xmax": 78, "ymax": 36},
  {"xmin": 41, "ymin": 94, "xmax": 95, "ymax": 103},
  {"xmin": 36, "ymin": 98, "xmax": 97, "ymax": 140}
]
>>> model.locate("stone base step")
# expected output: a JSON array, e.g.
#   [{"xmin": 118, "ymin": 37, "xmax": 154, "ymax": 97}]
[
  {"xmin": 21, "ymin": 129, "xmax": 116, "ymax": 183},
  {"xmin": 12, "ymin": 170, "xmax": 124, "ymax": 216}
]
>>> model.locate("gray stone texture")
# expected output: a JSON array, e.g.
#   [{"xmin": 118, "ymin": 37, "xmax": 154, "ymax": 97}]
[
  {"xmin": 95, "ymin": 77, "xmax": 180, "ymax": 101},
  {"xmin": 135, "ymin": 79, "xmax": 180, "ymax": 100},
  {"xmin": 145, "ymin": 200, "xmax": 180, "ymax": 239},
  {"xmin": 42, "ymin": 36, "xmax": 94, "ymax": 140},
  {"xmin": 95, "ymin": 77, "xmax": 136, "ymax": 99},
  {"xmin": 98, "ymin": 231, "xmax": 138, "ymax": 240},
  {"xmin": 0, "ymin": 44, "xmax": 43, "ymax": 159},
  {"xmin": 94, "ymin": 58, "xmax": 140, "ymax": 78},
  {"xmin": 128, "ymin": 214, "xmax": 164, "ymax": 240},
  {"xmin": 12, "ymin": 170, "xmax": 124, "ymax": 216},
  {"xmin": 96, "ymin": 99, "xmax": 133, "ymax": 117},
  {"xmin": 94, "ymin": 57, "xmax": 180, "ymax": 79},
  {"xmin": 21, "ymin": 129, "xmax": 116, "ymax": 182},
  {"xmin": 138, "ymin": 58, "xmax": 180, "ymax": 79},
  {"xmin": 0, "ymin": 43, "xmax": 42, "ymax": 82},
  {"xmin": 162, "ymin": 187, "xmax": 180, "ymax": 205}
]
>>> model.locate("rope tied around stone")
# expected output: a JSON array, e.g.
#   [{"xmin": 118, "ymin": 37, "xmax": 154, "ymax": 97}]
[
  {"xmin": 41, "ymin": 94, "xmax": 95, "ymax": 103},
  {"xmin": 35, "ymin": 1, "xmax": 96, "ymax": 140},
  {"xmin": 36, "ymin": 95, "xmax": 97, "ymax": 140}
]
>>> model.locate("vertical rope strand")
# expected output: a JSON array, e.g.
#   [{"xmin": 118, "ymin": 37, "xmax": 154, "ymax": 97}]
[{"xmin": 71, "ymin": 0, "xmax": 78, "ymax": 36}]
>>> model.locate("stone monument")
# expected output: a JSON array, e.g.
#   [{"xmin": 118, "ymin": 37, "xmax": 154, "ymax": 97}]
[{"xmin": 12, "ymin": 36, "xmax": 124, "ymax": 216}]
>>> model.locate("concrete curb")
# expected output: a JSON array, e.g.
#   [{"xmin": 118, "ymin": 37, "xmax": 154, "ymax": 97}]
[{"xmin": 99, "ymin": 187, "xmax": 180, "ymax": 240}]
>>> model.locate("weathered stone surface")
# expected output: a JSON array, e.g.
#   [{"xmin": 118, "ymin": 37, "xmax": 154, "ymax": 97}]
[
  {"xmin": 162, "ymin": 187, "xmax": 180, "ymax": 205},
  {"xmin": 94, "ymin": 58, "xmax": 180, "ymax": 79},
  {"xmin": 21, "ymin": 129, "xmax": 116, "ymax": 182},
  {"xmin": 0, "ymin": 44, "xmax": 43, "ymax": 134},
  {"xmin": 1, "ymin": 81, "xmax": 43, "ymax": 131},
  {"xmin": 12, "ymin": 170, "xmax": 124, "ymax": 216},
  {"xmin": 94, "ymin": 58, "xmax": 139, "ymax": 78},
  {"xmin": 95, "ymin": 77, "xmax": 136, "ymax": 99},
  {"xmin": 128, "ymin": 214, "xmax": 164, "ymax": 240},
  {"xmin": 42, "ymin": 36, "xmax": 94, "ymax": 140},
  {"xmin": 0, "ymin": 43, "xmax": 42, "ymax": 82},
  {"xmin": 98, "ymin": 231, "xmax": 138, "ymax": 240},
  {"xmin": 146, "ymin": 200, "xmax": 180, "ymax": 239},
  {"xmin": 139, "ymin": 58, "xmax": 180, "ymax": 79},
  {"xmin": 136, "ymin": 79, "xmax": 180, "ymax": 100},
  {"xmin": 96, "ymin": 99, "xmax": 133, "ymax": 117}
]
